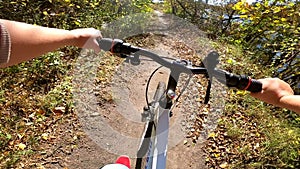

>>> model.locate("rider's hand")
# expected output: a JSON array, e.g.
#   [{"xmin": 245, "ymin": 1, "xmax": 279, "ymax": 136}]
[
  {"xmin": 70, "ymin": 28, "xmax": 102, "ymax": 53},
  {"xmin": 251, "ymin": 78, "xmax": 300, "ymax": 113},
  {"xmin": 250, "ymin": 78, "xmax": 294, "ymax": 107}
]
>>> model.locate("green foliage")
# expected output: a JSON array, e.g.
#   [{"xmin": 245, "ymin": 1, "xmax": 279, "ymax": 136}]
[
  {"xmin": 102, "ymin": 12, "xmax": 154, "ymax": 39},
  {"xmin": 1, "ymin": 0, "xmax": 88, "ymax": 29},
  {"xmin": 0, "ymin": 51, "xmax": 71, "ymax": 168},
  {"xmin": 262, "ymin": 120, "xmax": 300, "ymax": 168},
  {"xmin": 230, "ymin": 0, "xmax": 299, "ymax": 93},
  {"xmin": 0, "ymin": 0, "xmax": 153, "ymax": 29},
  {"xmin": 163, "ymin": 0, "xmax": 225, "ymax": 35},
  {"xmin": 39, "ymin": 76, "xmax": 73, "ymax": 113}
]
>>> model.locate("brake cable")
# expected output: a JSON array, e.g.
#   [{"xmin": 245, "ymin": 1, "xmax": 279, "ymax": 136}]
[
  {"xmin": 145, "ymin": 65, "xmax": 164, "ymax": 110},
  {"xmin": 145, "ymin": 65, "xmax": 193, "ymax": 112},
  {"xmin": 170, "ymin": 74, "xmax": 192, "ymax": 111}
]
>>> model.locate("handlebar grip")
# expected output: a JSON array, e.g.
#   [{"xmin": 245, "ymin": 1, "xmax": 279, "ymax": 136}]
[
  {"xmin": 213, "ymin": 69, "xmax": 262, "ymax": 93},
  {"xmin": 245, "ymin": 79, "xmax": 262, "ymax": 93},
  {"xmin": 97, "ymin": 38, "xmax": 140, "ymax": 54},
  {"xmin": 227, "ymin": 74, "xmax": 262, "ymax": 93},
  {"xmin": 97, "ymin": 38, "xmax": 123, "ymax": 52}
]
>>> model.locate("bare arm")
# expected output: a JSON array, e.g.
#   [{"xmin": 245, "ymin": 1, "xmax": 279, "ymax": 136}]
[
  {"xmin": 251, "ymin": 78, "xmax": 300, "ymax": 114},
  {"xmin": 0, "ymin": 19, "xmax": 101, "ymax": 67},
  {"xmin": 279, "ymin": 95, "xmax": 300, "ymax": 114}
]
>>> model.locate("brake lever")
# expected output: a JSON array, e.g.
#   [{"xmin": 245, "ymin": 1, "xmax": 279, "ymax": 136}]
[{"xmin": 202, "ymin": 51, "xmax": 220, "ymax": 104}]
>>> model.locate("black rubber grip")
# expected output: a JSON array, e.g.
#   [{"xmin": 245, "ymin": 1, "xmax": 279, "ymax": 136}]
[
  {"xmin": 212, "ymin": 69, "xmax": 262, "ymax": 93},
  {"xmin": 97, "ymin": 38, "xmax": 112, "ymax": 51},
  {"xmin": 97, "ymin": 38, "xmax": 140, "ymax": 54},
  {"xmin": 231, "ymin": 75, "xmax": 262, "ymax": 93},
  {"xmin": 246, "ymin": 79, "xmax": 262, "ymax": 93},
  {"xmin": 97, "ymin": 38, "xmax": 123, "ymax": 52}
]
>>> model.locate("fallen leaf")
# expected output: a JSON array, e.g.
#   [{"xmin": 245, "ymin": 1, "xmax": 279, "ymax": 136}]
[
  {"xmin": 214, "ymin": 153, "xmax": 221, "ymax": 158},
  {"xmin": 220, "ymin": 162, "xmax": 228, "ymax": 168},
  {"xmin": 208, "ymin": 132, "xmax": 216, "ymax": 138},
  {"xmin": 52, "ymin": 107, "xmax": 65, "ymax": 115},
  {"xmin": 41, "ymin": 133, "xmax": 49, "ymax": 140},
  {"xmin": 17, "ymin": 143, "xmax": 26, "ymax": 150}
]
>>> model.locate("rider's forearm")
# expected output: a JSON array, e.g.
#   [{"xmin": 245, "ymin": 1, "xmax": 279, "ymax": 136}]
[
  {"xmin": 0, "ymin": 19, "xmax": 80, "ymax": 67},
  {"xmin": 279, "ymin": 95, "xmax": 300, "ymax": 114}
]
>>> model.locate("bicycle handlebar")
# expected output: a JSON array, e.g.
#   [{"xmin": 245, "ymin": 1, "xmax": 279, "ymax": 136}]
[{"xmin": 97, "ymin": 38, "xmax": 262, "ymax": 93}]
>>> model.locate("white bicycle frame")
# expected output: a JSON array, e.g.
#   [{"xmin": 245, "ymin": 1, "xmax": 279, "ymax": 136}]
[
  {"xmin": 145, "ymin": 105, "xmax": 170, "ymax": 169},
  {"xmin": 136, "ymin": 67, "xmax": 183, "ymax": 169}
]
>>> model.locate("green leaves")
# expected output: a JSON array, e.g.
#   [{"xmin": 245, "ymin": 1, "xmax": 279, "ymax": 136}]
[
  {"xmin": 0, "ymin": 0, "xmax": 153, "ymax": 30},
  {"xmin": 229, "ymin": 0, "xmax": 300, "ymax": 93}
]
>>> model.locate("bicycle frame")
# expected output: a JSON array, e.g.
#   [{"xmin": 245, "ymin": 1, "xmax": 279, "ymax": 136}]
[
  {"xmin": 136, "ymin": 67, "xmax": 189, "ymax": 169},
  {"xmin": 144, "ymin": 108, "xmax": 170, "ymax": 169}
]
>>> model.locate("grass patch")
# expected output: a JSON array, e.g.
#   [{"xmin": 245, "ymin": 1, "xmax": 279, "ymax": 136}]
[
  {"xmin": 260, "ymin": 112, "xmax": 300, "ymax": 168},
  {"xmin": 38, "ymin": 76, "xmax": 74, "ymax": 115}
]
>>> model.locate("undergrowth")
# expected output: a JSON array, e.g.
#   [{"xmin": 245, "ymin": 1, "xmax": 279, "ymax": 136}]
[{"xmin": 0, "ymin": 50, "xmax": 74, "ymax": 168}]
